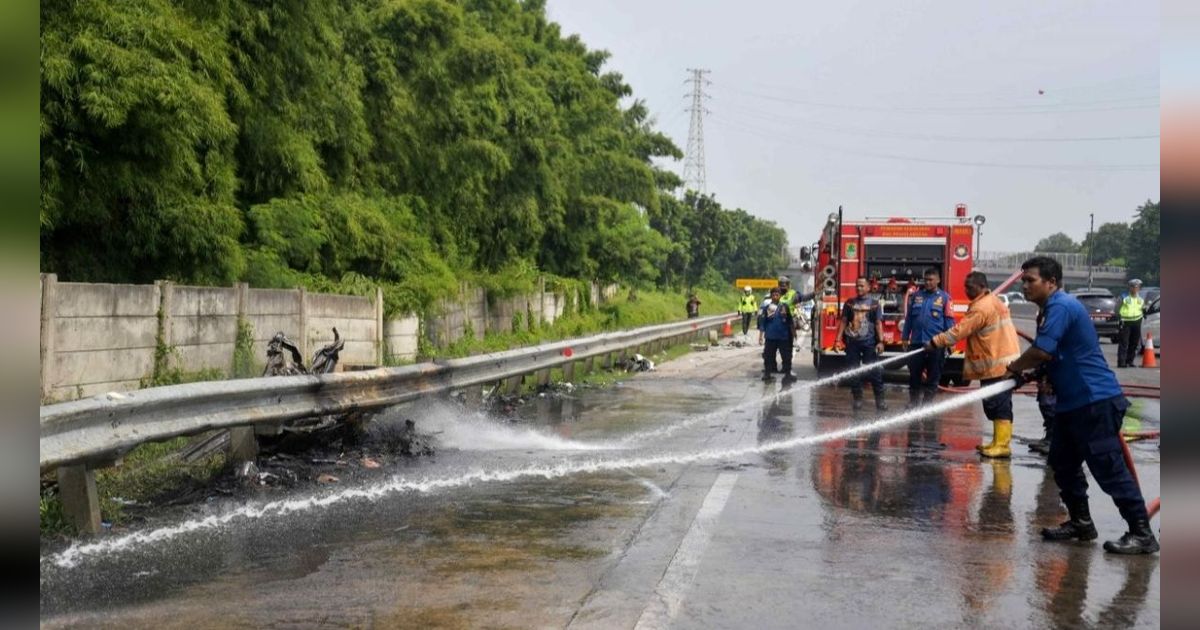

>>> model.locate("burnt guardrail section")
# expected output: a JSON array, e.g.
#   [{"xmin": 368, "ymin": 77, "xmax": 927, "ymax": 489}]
[{"xmin": 41, "ymin": 313, "xmax": 734, "ymax": 471}]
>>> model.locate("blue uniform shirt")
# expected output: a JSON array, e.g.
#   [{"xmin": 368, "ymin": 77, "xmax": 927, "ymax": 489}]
[
  {"xmin": 758, "ymin": 301, "xmax": 794, "ymax": 341},
  {"xmin": 902, "ymin": 288, "xmax": 954, "ymax": 344},
  {"xmin": 1033, "ymin": 290, "xmax": 1123, "ymax": 412}
]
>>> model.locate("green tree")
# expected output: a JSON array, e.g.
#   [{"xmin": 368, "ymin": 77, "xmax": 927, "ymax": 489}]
[
  {"xmin": 1033, "ymin": 232, "xmax": 1080, "ymax": 253},
  {"xmin": 39, "ymin": 0, "xmax": 782, "ymax": 304},
  {"xmin": 1080, "ymin": 222, "xmax": 1130, "ymax": 266},
  {"xmin": 1125, "ymin": 200, "xmax": 1159, "ymax": 284}
]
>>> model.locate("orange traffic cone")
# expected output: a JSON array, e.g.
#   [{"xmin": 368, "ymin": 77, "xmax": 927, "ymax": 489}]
[
  {"xmin": 722, "ymin": 319, "xmax": 733, "ymax": 336},
  {"xmin": 1141, "ymin": 332, "xmax": 1157, "ymax": 368}
]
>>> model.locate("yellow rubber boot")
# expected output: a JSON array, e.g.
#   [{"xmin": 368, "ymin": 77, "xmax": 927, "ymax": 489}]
[
  {"xmin": 980, "ymin": 420, "xmax": 1013, "ymax": 458},
  {"xmin": 990, "ymin": 459, "xmax": 1012, "ymax": 495},
  {"xmin": 976, "ymin": 430, "xmax": 996, "ymax": 453}
]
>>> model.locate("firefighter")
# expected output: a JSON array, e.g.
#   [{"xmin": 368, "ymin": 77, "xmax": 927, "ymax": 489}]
[
  {"xmin": 925, "ymin": 271, "xmax": 1020, "ymax": 457},
  {"xmin": 835, "ymin": 277, "xmax": 888, "ymax": 411},
  {"xmin": 1005, "ymin": 256, "xmax": 1157, "ymax": 554},
  {"xmin": 758, "ymin": 287, "xmax": 796, "ymax": 383},
  {"xmin": 901, "ymin": 268, "xmax": 955, "ymax": 407},
  {"xmin": 1116, "ymin": 279, "xmax": 1145, "ymax": 368},
  {"xmin": 737, "ymin": 286, "xmax": 758, "ymax": 335}
]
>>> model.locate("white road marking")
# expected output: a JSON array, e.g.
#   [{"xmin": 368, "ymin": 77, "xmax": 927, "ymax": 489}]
[{"xmin": 633, "ymin": 472, "xmax": 739, "ymax": 630}]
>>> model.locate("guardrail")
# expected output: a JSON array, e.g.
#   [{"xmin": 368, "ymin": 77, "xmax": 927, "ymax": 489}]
[{"xmin": 40, "ymin": 313, "xmax": 735, "ymax": 472}]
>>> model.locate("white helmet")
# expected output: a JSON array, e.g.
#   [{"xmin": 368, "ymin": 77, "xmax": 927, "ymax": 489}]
[{"xmin": 744, "ymin": 286, "xmax": 752, "ymax": 292}]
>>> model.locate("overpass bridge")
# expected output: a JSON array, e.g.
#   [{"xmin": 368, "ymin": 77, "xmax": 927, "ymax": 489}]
[{"xmin": 975, "ymin": 251, "xmax": 1128, "ymax": 291}]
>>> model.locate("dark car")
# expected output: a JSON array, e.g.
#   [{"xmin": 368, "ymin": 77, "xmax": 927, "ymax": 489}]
[{"xmin": 1070, "ymin": 288, "xmax": 1119, "ymax": 341}]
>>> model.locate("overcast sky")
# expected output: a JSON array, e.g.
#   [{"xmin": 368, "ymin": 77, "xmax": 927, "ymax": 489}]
[{"xmin": 546, "ymin": 0, "xmax": 1159, "ymax": 253}]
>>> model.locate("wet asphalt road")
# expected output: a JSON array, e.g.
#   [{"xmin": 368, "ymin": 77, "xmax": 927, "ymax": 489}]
[{"xmin": 40, "ymin": 333, "xmax": 1160, "ymax": 629}]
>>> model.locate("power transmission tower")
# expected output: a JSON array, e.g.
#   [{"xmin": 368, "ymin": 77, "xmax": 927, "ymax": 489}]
[{"xmin": 682, "ymin": 68, "xmax": 711, "ymax": 196}]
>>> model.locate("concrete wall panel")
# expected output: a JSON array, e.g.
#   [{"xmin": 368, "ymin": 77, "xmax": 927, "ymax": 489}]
[
  {"xmin": 53, "ymin": 317, "xmax": 158, "ymax": 352},
  {"xmin": 55, "ymin": 283, "xmax": 159, "ymax": 317},
  {"xmin": 246, "ymin": 289, "xmax": 301, "ymax": 315},
  {"xmin": 54, "ymin": 348, "xmax": 155, "ymax": 387}
]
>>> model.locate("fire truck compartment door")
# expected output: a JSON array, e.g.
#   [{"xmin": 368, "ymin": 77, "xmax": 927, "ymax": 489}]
[{"xmin": 860, "ymin": 241, "xmax": 945, "ymax": 263}]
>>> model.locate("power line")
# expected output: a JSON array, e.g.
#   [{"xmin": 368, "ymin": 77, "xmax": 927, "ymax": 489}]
[
  {"xmin": 682, "ymin": 68, "xmax": 711, "ymax": 195},
  {"xmin": 707, "ymin": 115, "xmax": 1159, "ymax": 171},
  {"xmin": 719, "ymin": 86, "xmax": 1160, "ymax": 115},
  {"xmin": 721, "ymin": 103, "xmax": 1160, "ymax": 143}
]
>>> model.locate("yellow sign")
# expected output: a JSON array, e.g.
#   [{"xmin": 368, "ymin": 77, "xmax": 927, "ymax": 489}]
[
  {"xmin": 878, "ymin": 225, "xmax": 936, "ymax": 237},
  {"xmin": 734, "ymin": 278, "xmax": 779, "ymax": 290}
]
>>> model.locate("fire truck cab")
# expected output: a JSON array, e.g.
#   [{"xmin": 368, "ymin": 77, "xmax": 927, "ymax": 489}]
[{"xmin": 809, "ymin": 204, "xmax": 976, "ymax": 384}]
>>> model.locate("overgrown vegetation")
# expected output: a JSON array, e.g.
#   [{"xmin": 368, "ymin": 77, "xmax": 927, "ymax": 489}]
[
  {"xmin": 140, "ymin": 309, "xmax": 226, "ymax": 387},
  {"xmin": 40, "ymin": 0, "xmax": 787, "ymax": 313},
  {"xmin": 231, "ymin": 317, "xmax": 258, "ymax": 378},
  {"xmin": 431, "ymin": 287, "xmax": 731, "ymax": 359},
  {"xmin": 40, "ymin": 437, "xmax": 228, "ymax": 535}
]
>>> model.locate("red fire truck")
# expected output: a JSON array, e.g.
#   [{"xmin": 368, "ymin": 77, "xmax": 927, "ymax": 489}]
[{"xmin": 808, "ymin": 204, "xmax": 977, "ymax": 383}]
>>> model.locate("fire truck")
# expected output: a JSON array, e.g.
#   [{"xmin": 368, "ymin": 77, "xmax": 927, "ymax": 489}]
[{"xmin": 808, "ymin": 204, "xmax": 977, "ymax": 383}]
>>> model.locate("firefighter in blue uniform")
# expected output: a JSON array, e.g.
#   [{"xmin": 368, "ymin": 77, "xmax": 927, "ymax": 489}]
[
  {"xmin": 901, "ymin": 267, "xmax": 955, "ymax": 407},
  {"xmin": 1006, "ymin": 256, "xmax": 1158, "ymax": 554}
]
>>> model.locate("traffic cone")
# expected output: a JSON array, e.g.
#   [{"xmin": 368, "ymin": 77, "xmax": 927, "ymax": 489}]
[
  {"xmin": 722, "ymin": 319, "xmax": 733, "ymax": 336},
  {"xmin": 1141, "ymin": 333, "xmax": 1157, "ymax": 368}
]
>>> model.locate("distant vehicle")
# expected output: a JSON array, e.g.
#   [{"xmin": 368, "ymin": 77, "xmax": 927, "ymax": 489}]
[
  {"xmin": 1141, "ymin": 297, "xmax": 1160, "ymax": 354},
  {"xmin": 996, "ymin": 293, "xmax": 1027, "ymax": 307},
  {"xmin": 1004, "ymin": 291, "xmax": 1027, "ymax": 303},
  {"xmin": 1071, "ymin": 288, "xmax": 1119, "ymax": 341},
  {"xmin": 1140, "ymin": 286, "xmax": 1160, "ymax": 304}
]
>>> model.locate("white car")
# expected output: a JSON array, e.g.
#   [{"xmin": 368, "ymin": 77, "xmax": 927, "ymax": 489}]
[{"xmin": 1141, "ymin": 297, "xmax": 1160, "ymax": 354}]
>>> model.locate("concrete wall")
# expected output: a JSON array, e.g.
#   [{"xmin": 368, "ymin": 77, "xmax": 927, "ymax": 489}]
[
  {"xmin": 244, "ymin": 288, "xmax": 302, "ymax": 365},
  {"xmin": 384, "ymin": 316, "xmax": 420, "ymax": 363},
  {"xmin": 44, "ymin": 280, "xmax": 161, "ymax": 401},
  {"xmin": 40, "ymin": 274, "xmax": 611, "ymax": 402},
  {"xmin": 169, "ymin": 284, "xmax": 238, "ymax": 375},
  {"xmin": 305, "ymin": 292, "xmax": 376, "ymax": 367}
]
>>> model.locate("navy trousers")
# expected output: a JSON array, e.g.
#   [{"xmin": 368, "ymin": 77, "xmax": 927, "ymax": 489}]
[
  {"xmin": 763, "ymin": 338, "xmax": 793, "ymax": 375},
  {"xmin": 908, "ymin": 346, "xmax": 946, "ymax": 396},
  {"xmin": 844, "ymin": 339, "xmax": 883, "ymax": 398},
  {"xmin": 1048, "ymin": 396, "xmax": 1148, "ymax": 523}
]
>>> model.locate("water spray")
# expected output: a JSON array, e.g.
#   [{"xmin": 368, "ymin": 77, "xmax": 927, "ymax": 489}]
[
  {"xmin": 617, "ymin": 347, "xmax": 926, "ymax": 444},
  {"xmin": 43, "ymin": 378, "xmax": 1013, "ymax": 569}
]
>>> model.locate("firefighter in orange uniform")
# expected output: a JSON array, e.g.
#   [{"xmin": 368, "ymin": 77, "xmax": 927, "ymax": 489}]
[{"xmin": 926, "ymin": 271, "xmax": 1021, "ymax": 457}]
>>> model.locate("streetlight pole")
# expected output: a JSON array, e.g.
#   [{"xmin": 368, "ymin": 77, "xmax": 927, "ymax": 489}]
[{"xmin": 1087, "ymin": 213, "xmax": 1095, "ymax": 288}]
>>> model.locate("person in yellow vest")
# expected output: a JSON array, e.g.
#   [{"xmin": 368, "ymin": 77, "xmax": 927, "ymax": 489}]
[
  {"xmin": 737, "ymin": 286, "xmax": 759, "ymax": 335},
  {"xmin": 1116, "ymin": 279, "xmax": 1145, "ymax": 368},
  {"xmin": 777, "ymin": 275, "xmax": 798, "ymax": 305},
  {"xmin": 925, "ymin": 271, "xmax": 1021, "ymax": 457}
]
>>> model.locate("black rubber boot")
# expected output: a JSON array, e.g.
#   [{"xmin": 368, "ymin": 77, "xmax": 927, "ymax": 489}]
[
  {"xmin": 781, "ymin": 373, "xmax": 797, "ymax": 385},
  {"xmin": 852, "ymin": 395, "xmax": 865, "ymax": 411},
  {"xmin": 1028, "ymin": 434, "xmax": 1051, "ymax": 455},
  {"xmin": 874, "ymin": 391, "xmax": 888, "ymax": 411},
  {"xmin": 761, "ymin": 372, "xmax": 774, "ymax": 382},
  {"xmin": 1042, "ymin": 501, "xmax": 1099, "ymax": 541},
  {"xmin": 1103, "ymin": 519, "xmax": 1160, "ymax": 555},
  {"xmin": 922, "ymin": 390, "xmax": 936, "ymax": 405},
  {"xmin": 905, "ymin": 392, "xmax": 921, "ymax": 409}
]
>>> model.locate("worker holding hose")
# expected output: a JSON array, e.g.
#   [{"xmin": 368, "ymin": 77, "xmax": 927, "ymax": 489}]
[
  {"xmin": 925, "ymin": 271, "xmax": 1020, "ymax": 457},
  {"xmin": 1005, "ymin": 256, "xmax": 1158, "ymax": 555}
]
